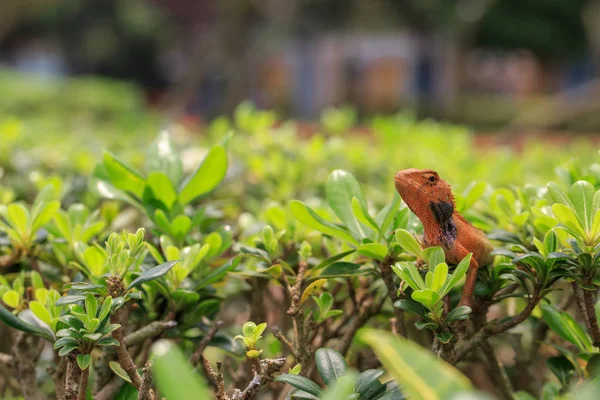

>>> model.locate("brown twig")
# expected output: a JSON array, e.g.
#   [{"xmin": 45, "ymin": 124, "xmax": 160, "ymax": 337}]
[
  {"xmin": 231, "ymin": 357, "xmax": 287, "ymax": 400},
  {"xmin": 12, "ymin": 332, "xmax": 44, "ymax": 400},
  {"xmin": 480, "ymin": 341, "xmax": 514, "ymax": 400},
  {"xmin": 51, "ymin": 356, "xmax": 67, "ymax": 399},
  {"xmin": 271, "ymin": 326, "xmax": 296, "ymax": 357},
  {"xmin": 77, "ymin": 366, "xmax": 89, "ymax": 400},
  {"xmin": 125, "ymin": 321, "xmax": 178, "ymax": 347},
  {"xmin": 582, "ymin": 284, "xmax": 600, "ymax": 347},
  {"xmin": 111, "ymin": 310, "xmax": 145, "ymax": 392},
  {"xmin": 65, "ymin": 352, "xmax": 82, "ymax": 400},
  {"xmin": 137, "ymin": 361, "xmax": 156, "ymax": 400},
  {"xmin": 189, "ymin": 321, "xmax": 224, "ymax": 367},
  {"xmin": 95, "ymin": 376, "xmax": 125, "ymax": 400},
  {"xmin": 450, "ymin": 291, "xmax": 540, "ymax": 364}
]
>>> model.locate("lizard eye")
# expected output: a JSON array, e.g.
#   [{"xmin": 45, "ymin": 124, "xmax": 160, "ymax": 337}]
[{"xmin": 427, "ymin": 175, "xmax": 436, "ymax": 183}]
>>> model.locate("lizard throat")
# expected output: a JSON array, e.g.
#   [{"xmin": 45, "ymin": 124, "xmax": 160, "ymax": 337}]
[{"xmin": 426, "ymin": 201, "xmax": 457, "ymax": 248}]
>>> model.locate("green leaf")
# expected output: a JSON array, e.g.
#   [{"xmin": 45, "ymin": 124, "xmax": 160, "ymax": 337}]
[
  {"xmin": 375, "ymin": 193, "xmax": 401, "ymax": 237},
  {"xmin": 147, "ymin": 172, "xmax": 178, "ymax": 209},
  {"xmin": 394, "ymin": 229, "xmax": 423, "ymax": 258},
  {"xmin": 320, "ymin": 374, "xmax": 356, "ymax": 400},
  {"xmin": 103, "ymin": 152, "xmax": 146, "ymax": 198},
  {"xmin": 326, "ymin": 170, "xmax": 367, "ymax": 239},
  {"xmin": 431, "ymin": 263, "xmax": 448, "ymax": 292},
  {"xmin": 314, "ymin": 292, "xmax": 334, "ymax": 316},
  {"xmin": 89, "ymin": 178, "xmax": 143, "ymax": 211},
  {"xmin": 0, "ymin": 303, "xmax": 53, "ymax": 341},
  {"xmin": 289, "ymin": 200, "xmax": 359, "ymax": 245},
  {"xmin": 548, "ymin": 182, "xmax": 574, "ymax": 208},
  {"xmin": 553, "ymin": 203, "xmax": 587, "ymax": 240},
  {"xmin": 2, "ymin": 290, "xmax": 20, "ymax": 308},
  {"xmin": 444, "ymin": 306, "xmax": 472, "ymax": 325},
  {"xmin": 351, "ymin": 197, "xmax": 381, "ymax": 235},
  {"xmin": 109, "ymin": 361, "xmax": 132, "ymax": 383},
  {"xmin": 423, "ymin": 247, "xmax": 445, "ymax": 271},
  {"xmin": 58, "ymin": 345, "xmax": 78, "ymax": 357},
  {"xmin": 547, "ymin": 355, "xmax": 576, "ymax": 387},
  {"xmin": 152, "ymin": 340, "xmax": 215, "ymax": 399},
  {"xmin": 85, "ymin": 294, "xmax": 98, "ymax": 320},
  {"xmin": 357, "ymin": 243, "xmax": 388, "ymax": 261},
  {"xmin": 29, "ymin": 301, "xmax": 51, "ymax": 326},
  {"xmin": 411, "ymin": 289, "xmax": 440, "ymax": 309},
  {"xmin": 178, "ymin": 145, "xmax": 228, "ymax": 205},
  {"xmin": 313, "ymin": 250, "xmax": 356, "ymax": 271},
  {"xmin": 439, "ymin": 253, "xmax": 472, "ymax": 298},
  {"xmin": 319, "ymin": 262, "xmax": 362, "ymax": 278},
  {"xmin": 98, "ymin": 337, "xmax": 120, "ymax": 347},
  {"xmin": 315, "ymin": 348, "xmax": 348, "ymax": 385},
  {"xmin": 127, "ymin": 260, "xmax": 179, "ymax": 290},
  {"xmin": 300, "ymin": 279, "xmax": 327, "ymax": 304},
  {"xmin": 394, "ymin": 299, "xmax": 428, "ymax": 319},
  {"xmin": 541, "ymin": 303, "xmax": 593, "ymax": 353},
  {"xmin": 98, "ymin": 297, "xmax": 113, "ymax": 322},
  {"xmin": 544, "ymin": 230, "xmax": 557, "ymax": 254},
  {"xmin": 570, "ymin": 181, "xmax": 595, "ymax": 232},
  {"xmin": 290, "ymin": 390, "xmax": 319, "ymax": 400},
  {"xmin": 171, "ymin": 215, "xmax": 192, "ymax": 239},
  {"xmin": 77, "ymin": 354, "xmax": 92, "ymax": 370},
  {"xmin": 30, "ymin": 201, "xmax": 60, "ymax": 234},
  {"xmin": 586, "ymin": 353, "xmax": 600, "ymax": 379},
  {"xmin": 55, "ymin": 295, "xmax": 86, "ymax": 306},
  {"xmin": 355, "ymin": 369, "xmax": 386, "ymax": 400},
  {"xmin": 146, "ymin": 131, "xmax": 183, "ymax": 185},
  {"xmin": 392, "ymin": 262, "xmax": 426, "ymax": 291},
  {"xmin": 359, "ymin": 329, "xmax": 472, "ymax": 400},
  {"xmin": 462, "ymin": 181, "xmax": 487, "ymax": 211},
  {"xmin": 6, "ymin": 203, "xmax": 28, "ymax": 235},
  {"xmin": 275, "ymin": 374, "xmax": 323, "ymax": 397},
  {"xmin": 430, "ymin": 333, "xmax": 451, "ymax": 346},
  {"xmin": 30, "ymin": 271, "xmax": 45, "ymax": 291}
]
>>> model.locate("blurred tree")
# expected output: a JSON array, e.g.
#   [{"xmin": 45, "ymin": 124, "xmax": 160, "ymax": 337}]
[{"xmin": 0, "ymin": 0, "xmax": 176, "ymax": 88}]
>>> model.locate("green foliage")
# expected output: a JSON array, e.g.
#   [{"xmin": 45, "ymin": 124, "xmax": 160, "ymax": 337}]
[
  {"xmin": 5, "ymin": 90, "xmax": 600, "ymax": 400},
  {"xmin": 92, "ymin": 133, "xmax": 228, "ymax": 245},
  {"xmin": 234, "ymin": 321, "xmax": 267, "ymax": 358},
  {"xmin": 276, "ymin": 347, "xmax": 400, "ymax": 400},
  {"xmin": 152, "ymin": 340, "xmax": 211, "ymax": 399},
  {"xmin": 53, "ymin": 295, "xmax": 119, "ymax": 358},
  {"xmin": 359, "ymin": 329, "xmax": 473, "ymax": 400}
]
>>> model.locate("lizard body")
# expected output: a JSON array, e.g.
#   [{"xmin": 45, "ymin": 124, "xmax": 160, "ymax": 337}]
[{"xmin": 394, "ymin": 168, "xmax": 493, "ymax": 308}]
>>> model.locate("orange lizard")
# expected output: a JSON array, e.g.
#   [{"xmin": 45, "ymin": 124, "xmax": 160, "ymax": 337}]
[{"xmin": 394, "ymin": 168, "xmax": 493, "ymax": 308}]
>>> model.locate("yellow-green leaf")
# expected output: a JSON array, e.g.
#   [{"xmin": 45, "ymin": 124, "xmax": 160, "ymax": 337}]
[
  {"xmin": 300, "ymin": 279, "xmax": 327, "ymax": 305},
  {"xmin": 359, "ymin": 329, "xmax": 472, "ymax": 400},
  {"xmin": 30, "ymin": 300, "xmax": 52, "ymax": 326},
  {"xmin": 178, "ymin": 146, "xmax": 228, "ymax": 205}
]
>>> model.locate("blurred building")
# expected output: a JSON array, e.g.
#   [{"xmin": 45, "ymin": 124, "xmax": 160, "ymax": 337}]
[{"xmin": 0, "ymin": 0, "xmax": 597, "ymax": 127}]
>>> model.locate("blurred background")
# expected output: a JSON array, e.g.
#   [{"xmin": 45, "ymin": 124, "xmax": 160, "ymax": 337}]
[{"xmin": 2, "ymin": 0, "xmax": 600, "ymax": 131}]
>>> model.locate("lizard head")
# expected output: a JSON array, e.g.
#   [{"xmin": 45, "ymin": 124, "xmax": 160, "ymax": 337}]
[{"xmin": 394, "ymin": 169, "xmax": 454, "ymax": 218}]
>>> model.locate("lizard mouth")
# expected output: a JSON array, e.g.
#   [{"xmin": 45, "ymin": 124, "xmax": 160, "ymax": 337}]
[{"xmin": 394, "ymin": 171, "xmax": 413, "ymax": 193}]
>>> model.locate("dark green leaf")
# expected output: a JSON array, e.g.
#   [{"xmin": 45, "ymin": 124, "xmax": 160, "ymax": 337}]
[
  {"xmin": 0, "ymin": 303, "xmax": 53, "ymax": 341},
  {"xmin": 546, "ymin": 356, "xmax": 576, "ymax": 387},
  {"xmin": 127, "ymin": 260, "xmax": 179, "ymax": 290},
  {"xmin": 274, "ymin": 374, "xmax": 323, "ymax": 397},
  {"xmin": 394, "ymin": 300, "xmax": 428, "ymax": 319},
  {"xmin": 315, "ymin": 348, "xmax": 348, "ymax": 385},
  {"xmin": 319, "ymin": 262, "xmax": 362, "ymax": 278},
  {"xmin": 443, "ymin": 306, "xmax": 472, "ymax": 325},
  {"xmin": 355, "ymin": 369, "xmax": 386, "ymax": 400}
]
